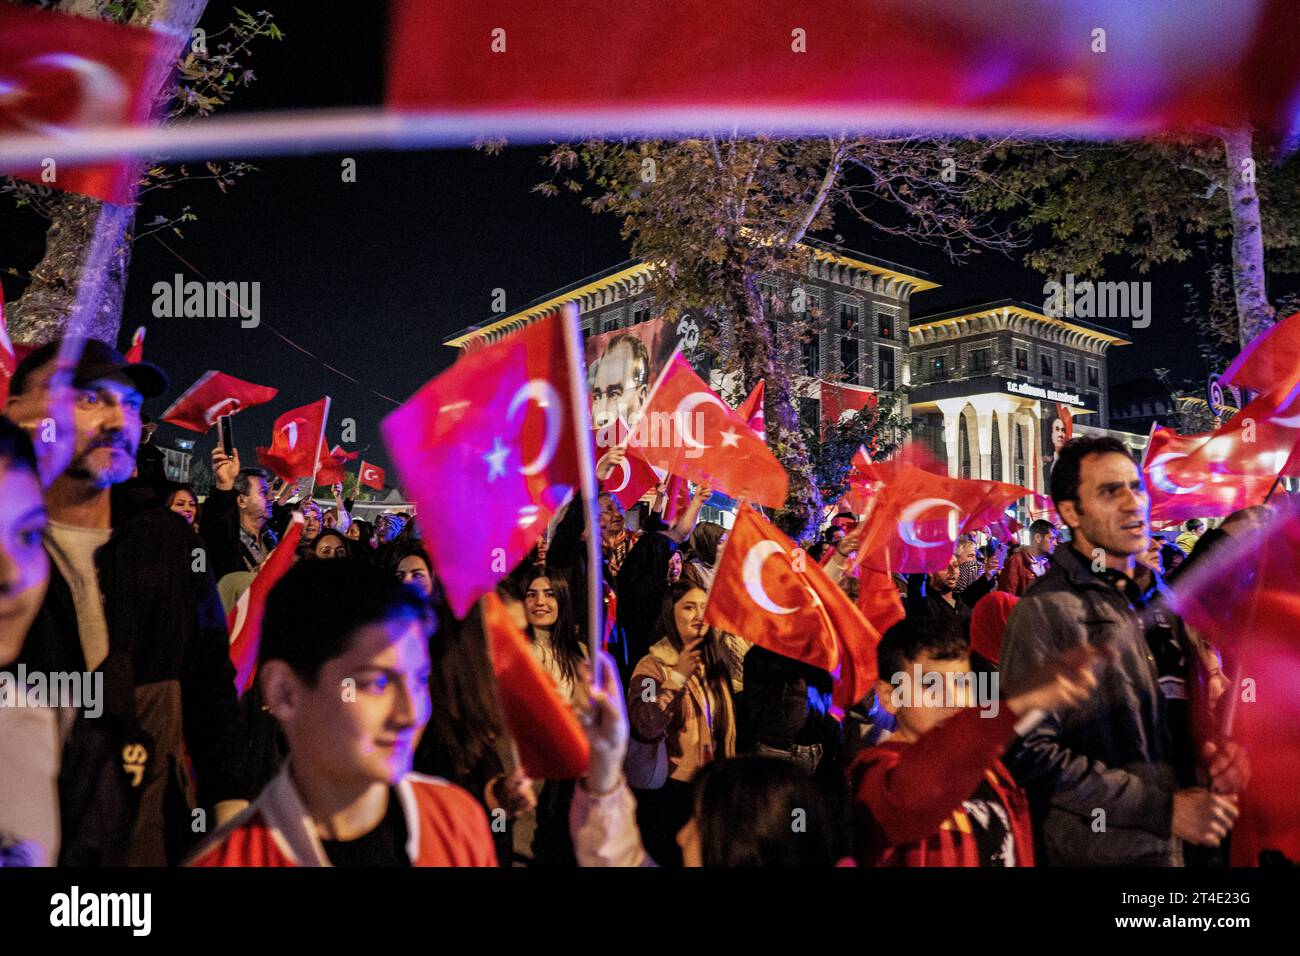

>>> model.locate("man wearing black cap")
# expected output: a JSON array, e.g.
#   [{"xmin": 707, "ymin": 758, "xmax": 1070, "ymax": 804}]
[{"xmin": 7, "ymin": 339, "xmax": 251, "ymax": 865}]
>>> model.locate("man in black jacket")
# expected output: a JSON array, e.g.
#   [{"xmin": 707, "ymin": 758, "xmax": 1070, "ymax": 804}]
[
  {"xmin": 10, "ymin": 340, "xmax": 251, "ymax": 866},
  {"xmin": 1000, "ymin": 436, "xmax": 1248, "ymax": 866},
  {"xmin": 199, "ymin": 449, "xmax": 281, "ymax": 582}
]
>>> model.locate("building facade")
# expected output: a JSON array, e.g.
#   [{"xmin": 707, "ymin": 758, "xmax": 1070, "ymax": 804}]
[
  {"xmin": 447, "ymin": 256, "xmax": 1139, "ymax": 501},
  {"xmin": 907, "ymin": 301, "xmax": 1130, "ymax": 494}
]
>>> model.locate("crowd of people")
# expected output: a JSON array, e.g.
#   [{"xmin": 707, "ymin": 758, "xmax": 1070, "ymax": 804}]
[{"xmin": 0, "ymin": 337, "xmax": 1271, "ymax": 868}]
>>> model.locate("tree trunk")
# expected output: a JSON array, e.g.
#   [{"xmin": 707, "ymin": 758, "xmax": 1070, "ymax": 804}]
[
  {"xmin": 733, "ymin": 270, "xmax": 822, "ymax": 542},
  {"xmin": 8, "ymin": 0, "xmax": 209, "ymax": 347},
  {"xmin": 1220, "ymin": 125, "xmax": 1275, "ymax": 347}
]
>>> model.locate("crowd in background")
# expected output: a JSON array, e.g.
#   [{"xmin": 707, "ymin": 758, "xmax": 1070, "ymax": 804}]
[{"xmin": 0, "ymin": 338, "xmax": 1267, "ymax": 868}]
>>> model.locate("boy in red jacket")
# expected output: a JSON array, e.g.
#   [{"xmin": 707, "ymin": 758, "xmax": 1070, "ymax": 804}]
[
  {"xmin": 849, "ymin": 615, "xmax": 1101, "ymax": 866},
  {"xmin": 188, "ymin": 559, "xmax": 496, "ymax": 867}
]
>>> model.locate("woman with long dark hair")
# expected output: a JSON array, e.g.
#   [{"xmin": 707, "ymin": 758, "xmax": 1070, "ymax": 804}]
[
  {"xmin": 164, "ymin": 483, "xmax": 199, "ymax": 528},
  {"xmin": 625, "ymin": 581, "xmax": 736, "ymax": 865},
  {"xmin": 522, "ymin": 569, "xmax": 586, "ymax": 703}
]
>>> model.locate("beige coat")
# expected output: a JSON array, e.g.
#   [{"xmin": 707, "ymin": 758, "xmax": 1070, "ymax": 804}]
[{"xmin": 628, "ymin": 637, "xmax": 736, "ymax": 783}]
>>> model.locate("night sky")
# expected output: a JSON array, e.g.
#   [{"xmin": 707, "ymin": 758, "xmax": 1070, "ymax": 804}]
[{"xmin": 3, "ymin": 1, "xmax": 1288, "ymax": 479}]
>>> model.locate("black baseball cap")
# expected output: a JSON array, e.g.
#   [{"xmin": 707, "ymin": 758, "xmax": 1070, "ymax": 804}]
[{"xmin": 12, "ymin": 338, "xmax": 169, "ymax": 399}]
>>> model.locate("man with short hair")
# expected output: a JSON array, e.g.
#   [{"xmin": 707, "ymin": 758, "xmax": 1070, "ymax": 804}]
[
  {"xmin": 8, "ymin": 339, "xmax": 250, "ymax": 865},
  {"xmin": 1175, "ymin": 518, "xmax": 1206, "ymax": 556},
  {"xmin": 589, "ymin": 333, "xmax": 650, "ymax": 430},
  {"xmin": 200, "ymin": 450, "xmax": 280, "ymax": 582},
  {"xmin": 906, "ymin": 549, "xmax": 973, "ymax": 641},
  {"xmin": 997, "ymin": 519, "xmax": 1056, "ymax": 596},
  {"xmin": 1000, "ymin": 436, "xmax": 1248, "ymax": 866}
]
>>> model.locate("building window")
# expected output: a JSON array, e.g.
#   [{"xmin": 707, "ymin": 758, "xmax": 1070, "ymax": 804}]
[
  {"xmin": 600, "ymin": 312, "xmax": 620, "ymax": 334},
  {"xmin": 802, "ymin": 334, "xmax": 819, "ymax": 376},
  {"xmin": 969, "ymin": 347, "xmax": 992, "ymax": 375},
  {"xmin": 841, "ymin": 337, "xmax": 861, "ymax": 385},
  {"xmin": 631, "ymin": 301, "xmax": 651, "ymax": 326},
  {"xmin": 1015, "ymin": 347, "xmax": 1029, "ymax": 371},
  {"xmin": 1064, "ymin": 359, "xmax": 1077, "ymax": 382},
  {"xmin": 878, "ymin": 346, "xmax": 895, "ymax": 389},
  {"xmin": 840, "ymin": 302, "xmax": 859, "ymax": 333},
  {"xmin": 1040, "ymin": 353, "xmax": 1054, "ymax": 377},
  {"xmin": 1087, "ymin": 365, "xmax": 1099, "ymax": 387},
  {"xmin": 931, "ymin": 355, "xmax": 946, "ymax": 378},
  {"xmin": 877, "ymin": 310, "xmax": 893, "ymax": 339}
]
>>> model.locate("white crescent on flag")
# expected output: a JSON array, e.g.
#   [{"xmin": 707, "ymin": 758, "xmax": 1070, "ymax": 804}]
[
  {"xmin": 1147, "ymin": 452, "xmax": 1203, "ymax": 495},
  {"xmin": 897, "ymin": 498, "xmax": 962, "ymax": 549},
  {"xmin": 672, "ymin": 390, "xmax": 732, "ymax": 450},
  {"xmin": 10, "ymin": 53, "xmax": 128, "ymax": 136},
  {"xmin": 203, "ymin": 397, "xmax": 240, "ymax": 425},
  {"xmin": 742, "ymin": 541, "xmax": 798, "ymax": 615},
  {"xmin": 508, "ymin": 379, "xmax": 563, "ymax": 476},
  {"xmin": 362, "ymin": 465, "xmax": 381, "ymax": 482},
  {"xmin": 282, "ymin": 420, "xmax": 299, "ymax": 449},
  {"xmin": 607, "ymin": 457, "xmax": 631, "ymax": 493}
]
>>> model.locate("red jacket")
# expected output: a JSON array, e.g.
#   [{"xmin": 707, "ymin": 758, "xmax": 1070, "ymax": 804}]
[
  {"xmin": 849, "ymin": 706, "xmax": 1035, "ymax": 867},
  {"xmin": 997, "ymin": 550, "xmax": 1043, "ymax": 597},
  {"xmin": 187, "ymin": 767, "xmax": 497, "ymax": 867}
]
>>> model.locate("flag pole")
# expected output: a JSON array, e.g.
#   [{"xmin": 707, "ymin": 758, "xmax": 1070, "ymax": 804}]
[{"xmin": 559, "ymin": 305, "xmax": 604, "ymax": 692}]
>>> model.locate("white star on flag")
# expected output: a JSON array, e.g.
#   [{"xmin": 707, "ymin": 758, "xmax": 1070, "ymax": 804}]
[
  {"xmin": 484, "ymin": 437, "xmax": 510, "ymax": 480},
  {"xmin": 720, "ymin": 427, "xmax": 740, "ymax": 448}
]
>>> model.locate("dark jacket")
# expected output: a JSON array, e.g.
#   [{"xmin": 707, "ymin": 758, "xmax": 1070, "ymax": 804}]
[
  {"xmin": 198, "ymin": 487, "xmax": 281, "ymax": 582},
  {"xmin": 905, "ymin": 574, "xmax": 973, "ymax": 640},
  {"xmin": 999, "ymin": 545, "xmax": 1183, "ymax": 866},
  {"xmin": 26, "ymin": 506, "xmax": 251, "ymax": 865}
]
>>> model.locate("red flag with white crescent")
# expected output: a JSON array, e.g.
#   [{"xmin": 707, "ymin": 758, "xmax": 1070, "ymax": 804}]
[
  {"xmin": 358, "ymin": 460, "xmax": 386, "ymax": 491},
  {"xmin": 1177, "ymin": 387, "xmax": 1300, "ymax": 480},
  {"xmin": 160, "ymin": 370, "xmax": 279, "ymax": 433},
  {"xmin": 0, "ymin": 3, "xmax": 171, "ymax": 203},
  {"xmin": 706, "ymin": 506, "xmax": 880, "ymax": 710},
  {"xmin": 124, "ymin": 326, "xmax": 145, "ymax": 364},
  {"xmin": 228, "ymin": 513, "xmax": 304, "ymax": 696},
  {"xmin": 1143, "ymin": 425, "xmax": 1273, "ymax": 523},
  {"xmin": 381, "ymin": 310, "xmax": 581, "ymax": 617},
  {"xmin": 316, "ymin": 444, "xmax": 359, "ymax": 486},
  {"xmin": 629, "ymin": 354, "xmax": 787, "ymax": 508},
  {"xmin": 256, "ymin": 398, "xmax": 330, "ymax": 482}
]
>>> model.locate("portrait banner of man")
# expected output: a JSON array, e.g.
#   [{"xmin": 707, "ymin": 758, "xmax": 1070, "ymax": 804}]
[{"xmin": 585, "ymin": 315, "xmax": 685, "ymax": 439}]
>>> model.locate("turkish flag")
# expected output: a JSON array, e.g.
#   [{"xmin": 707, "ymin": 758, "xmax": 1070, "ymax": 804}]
[
  {"xmin": 388, "ymin": 0, "xmax": 1300, "ymax": 135},
  {"xmin": 595, "ymin": 420, "xmax": 658, "ymax": 508},
  {"xmin": 482, "ymin": 593, "xmax": 589, "ymax": 780},
  {"xmin": 629, "ymin": 354, "xmax": 787, "ymax": 508},
  {"xmin": 856, "ymin": 462, "xmax": 1031, "ymax": 574},
  {"xmin": 0, "ymin": 3, "xmax": 171, "ymax": 204},
  {"xmin": 316, "ymin": 444, "xmax": 359, "ymax": 486},
  {"xmin": 358, "ymin": 460, "xmax": 386, "ymax": 491},
  {"xmin": 124, "ymin": 326, "xmax": 145, "ymax": 364},
  {"xmin": 0, "ymin": 284, "xmax": 14, "ymax": 408},
  {"xmin": 857, "ymin": 560, "xmax": 905, "ymax": 640},
  {"xmin": 706, "ymin": 506, "xmax": 880, "ymax": 710},
  {"xmin": 735, "ymin": 379, "xmax": 765, "ymax": 442},
  {"xmin": 1169, "ymin": 500, "xmax": 1300, "ymax": 862},
  {"xmin": 1143, "ymin": 426, "xmax": 1273, "ymax": 524},
  {"xmin": 381, "ymin": 310, "xmax": 581, "ymax": 617},
  {"xmin": 227, "ymin": 514, "xmax": 304, "ymax": 697},
  {"xmin": 256, "ymin": 398, "xmax": 330, "ymax": 483},
  {"xmin": 1223, "ymin": 309, "xmax": 1300, "ymax": 398},
  {"xmin": 160, "ymin": 370, "xmax": 279, "ymax": 433},
  {"xmin": 1178, "ymin": 387, "xmax": 1300, "ymax": 480}
]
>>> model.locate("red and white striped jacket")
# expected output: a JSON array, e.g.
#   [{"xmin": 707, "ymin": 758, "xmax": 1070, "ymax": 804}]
[{"xmin": 187, "ymin": 766, "xmax": 497, "ymax": 867}]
